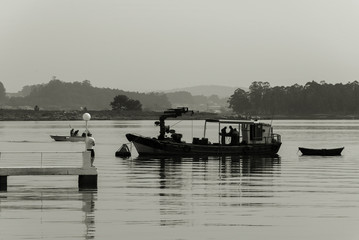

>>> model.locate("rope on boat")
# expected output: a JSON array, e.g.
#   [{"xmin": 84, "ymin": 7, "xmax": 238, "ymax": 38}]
[{"xmin": 170, "ymin": 120, "xmax": 183, "ymax": 128}]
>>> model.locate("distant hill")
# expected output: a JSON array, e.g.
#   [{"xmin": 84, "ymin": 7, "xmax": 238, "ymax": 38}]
[
  {"xmin": 4, "ymin": 79, "xmax": 171, "ymax": 111},
  {"xmin": 3, "ymin": 81, "xmax": 244, "ymax": 112},
  {"xmin": 163, "ymin": 85, "xmax": 245, "ymax": 98}
]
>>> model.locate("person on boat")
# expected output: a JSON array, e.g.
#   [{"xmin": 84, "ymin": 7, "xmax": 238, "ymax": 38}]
[
  {"xmin": 74, "ymin": 130, "xmax": 79, "ymax": 136},
  {"xmin": 229, "ymin": 126, "xmax": 234, "ymax": 135},
  {"xmin": 70, "ymin": 128, "xmax": 74, "ymax": 136},
  {"xmin": 227, "ymin": 126, "xmax": 234, "ymax": 144},
  {"xmin": 221, "ymin": 126, "xmax": 227, "ymax": 145},
  {"xmin": 85, "ymin": 132, "xmax": 96, "ymax": 167},
  {"xmin": 231, "ymin": 128, "xmax": 239, "ymax": 145}
]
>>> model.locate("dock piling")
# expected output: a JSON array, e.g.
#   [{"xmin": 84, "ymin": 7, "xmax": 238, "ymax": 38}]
[
  {"xmin": 0, "ymin": 176, "xmax": 7, "ymax": 191},
  {"xmin": 79, "ymin": 175, "xmax": 98, "ymax": 189}
]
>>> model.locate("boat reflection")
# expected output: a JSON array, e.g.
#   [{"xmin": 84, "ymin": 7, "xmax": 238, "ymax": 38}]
[
  {"xmin": 129, "ymin": 155, "xmax": 281, "ymax": 227},
  {"xmin": 132, "ymin": 154, "xmax": 281, "ymax": 177}
]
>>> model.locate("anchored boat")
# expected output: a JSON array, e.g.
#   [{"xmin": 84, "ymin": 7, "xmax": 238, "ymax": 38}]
[
  {"xmin": 126, "ymin": 107, "xmax": 282, "ymax": 156},
  {"xmin": 50, "ymin": 135, "xmax": 85, "ymax": 142},
  {"xmin": 298, "ymin": 147, "xmax": 344, "ymax": 156}
]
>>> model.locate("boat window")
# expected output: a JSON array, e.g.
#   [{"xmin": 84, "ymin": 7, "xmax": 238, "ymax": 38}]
[{"xmin": 250, "ymin": 124, "xmax": 263, "ymax": 140}]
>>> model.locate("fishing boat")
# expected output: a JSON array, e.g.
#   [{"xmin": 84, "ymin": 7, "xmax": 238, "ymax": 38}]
[
  {"xmin": 298, "ymin": 147, "xmax": 344, "ymax": 156},
  {"xmin": 126, "ymin": 107, "xmax": 282, "ymax": 156}
]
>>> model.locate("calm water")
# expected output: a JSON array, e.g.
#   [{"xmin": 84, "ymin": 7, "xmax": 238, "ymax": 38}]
[{"xmin": 0, "ymin": 120, "xmax": 358, "ymax": 240}]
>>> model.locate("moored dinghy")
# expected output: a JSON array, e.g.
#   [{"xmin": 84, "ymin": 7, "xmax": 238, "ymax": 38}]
[
  {"xmin": 50, "ymin": 135, "xmax": 69, "ymax": 141},
  {"xmin": 298, "ymin": 147, "xmax": 344, "ymax": 156},
  {"xmin": 50, "ymin": 135, "xmax": 85, "ymax": 142}
]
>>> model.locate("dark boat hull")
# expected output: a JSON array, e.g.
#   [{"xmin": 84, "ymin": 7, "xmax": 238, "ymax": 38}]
[
  {"xmin": 50, "ymin": 135, "xmax": 85, "ymax": 142},
  {"xmin": 299, "ymin": 147, "xmax": 344, "ymax": 156},
  {"xmin": 126, "ymin": 133, "xmax": 281, "ymax": 156},
  {"xmin": 50, "ymin": 135, "xmax": 69, "ymax": 141}
]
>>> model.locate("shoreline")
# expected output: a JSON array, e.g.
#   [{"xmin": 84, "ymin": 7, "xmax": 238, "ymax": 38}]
[{"xmin": 0, "ymin": 109, "xmax": 358, "ymax": 121}]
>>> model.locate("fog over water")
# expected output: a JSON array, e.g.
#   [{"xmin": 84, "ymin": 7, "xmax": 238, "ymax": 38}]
[{"xmin": 1, "ymin": 1, "xmax": 359, "ymax": 92}]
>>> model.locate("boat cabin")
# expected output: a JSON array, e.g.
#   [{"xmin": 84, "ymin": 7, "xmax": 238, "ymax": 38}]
[{"xmin": 198, "ymin": 119, "xmax": 281, "ymax": 146}]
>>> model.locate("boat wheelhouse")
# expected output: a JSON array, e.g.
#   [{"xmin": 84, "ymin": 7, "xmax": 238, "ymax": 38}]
[{"xmin": 203, "ymin": 119, "xmax": 281, "ymax": 146}]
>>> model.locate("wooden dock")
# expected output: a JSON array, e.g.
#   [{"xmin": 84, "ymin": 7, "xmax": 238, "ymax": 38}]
[{"xmin": 0, "ymin": 151, "xmax": 98, "ymax": 191}]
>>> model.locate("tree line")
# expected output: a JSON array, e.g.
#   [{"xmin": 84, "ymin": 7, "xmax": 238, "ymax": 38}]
[
  {"xmin": 228, "ymin": 81, "xmax": 359, "ymax": 116},
  {"xmin": 0, "ymin": 78, "xmax": 229, "ymax": 112},
  {"xmin": 0, "ymin": 79, "xmax": 171, "ymax": 111}
]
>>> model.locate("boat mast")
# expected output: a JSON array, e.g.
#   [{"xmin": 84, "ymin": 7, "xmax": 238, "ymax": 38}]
[
  {"xmin": 203, "ymin": 120, "xmax": 207, "ymax": 138},
  {"xmin": 156, "ymin": 107, "xmax": 193, "ymax": 140}
]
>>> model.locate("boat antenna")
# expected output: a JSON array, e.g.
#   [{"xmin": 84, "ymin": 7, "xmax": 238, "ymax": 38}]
[{"xmin": 191, "ymin": 119, "xmax": 194, "ymax": 139}]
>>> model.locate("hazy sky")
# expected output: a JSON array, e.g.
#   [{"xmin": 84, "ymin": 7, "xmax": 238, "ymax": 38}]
[{"xmin": 1, "ymin": 0, "xmax": 359, "ymax": 93}]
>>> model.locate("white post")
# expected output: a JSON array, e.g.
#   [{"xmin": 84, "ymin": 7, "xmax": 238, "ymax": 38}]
[
  {"xmin": 82, "ymin": 151, "xmax": 92, "ymax": 169},
  {"xmin": 82, "ymin": 113, "xmax": 92, "ymax": 166}
]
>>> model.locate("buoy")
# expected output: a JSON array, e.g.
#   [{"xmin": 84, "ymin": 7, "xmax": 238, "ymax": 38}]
[{"xmin": 115, "ymin": 144, "xmax": 131, "ymax": 158}]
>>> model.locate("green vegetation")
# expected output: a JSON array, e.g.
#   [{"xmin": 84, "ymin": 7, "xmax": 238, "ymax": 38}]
[
  {"xmin": 4, "ymin": 78, "xmax": 359, "ymax": 119},
  {"xmin": 0, "ymin": 109, "xmax": 219, "ymax": 121},
  {"xmin": 228, "ymin": 81, "xmax": 359, "ymax": 116},
  {"xmin": 166, "ymin": 91, "xmax": 228, "ymax": 113},
  {"xmin": 110, "ymin": 95, "xmax": 142, "ymax": 111},
  {"xmin": 0, "ymin": 82, "xmax": 6, "ymax": 103},
  {"xmin": 1, "ymin": 78, "xmax": 231, "ymax": 113},
  {"xmin": 3, "ymin": 78, "xmax": 171, "ymax": 111}
]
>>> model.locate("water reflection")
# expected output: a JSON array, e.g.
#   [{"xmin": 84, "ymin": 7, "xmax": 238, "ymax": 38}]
[
  {"xmin": 128, "ymin": 155, "xmax": 281, "ymax": 227},
  {"xmin": 219, "ymin": 155, "xmax": 281, "ymax": 176},
  {"xmin": 0, "ymin": 189, "xmax": 97, "ymax": 239},
  {"xmin": 132, "ymin": 155, "xmax": 281, "ymax": 178},
  {"xmin": 80, "ymin": 190, "xmax": 96, "ymax": 240}
]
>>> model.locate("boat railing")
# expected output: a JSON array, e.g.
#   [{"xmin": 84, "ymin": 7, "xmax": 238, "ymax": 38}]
[
  {"xmin": 263, "ymin": 134, "xmax": 281, "ymax": 144},
  {"xmin": 272, "ymin": 134, "xmax": 281, "ymax": 143}
]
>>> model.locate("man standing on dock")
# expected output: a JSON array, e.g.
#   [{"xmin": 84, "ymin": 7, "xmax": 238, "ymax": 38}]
[{"xmin": 85, "ymin": 132, "xmax": 96, "ymax": 167}]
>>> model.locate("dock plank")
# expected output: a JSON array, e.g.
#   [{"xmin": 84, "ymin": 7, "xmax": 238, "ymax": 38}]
[{"xmin": 0, "ymin": 167, "xmax": 97, "ymax": 176}]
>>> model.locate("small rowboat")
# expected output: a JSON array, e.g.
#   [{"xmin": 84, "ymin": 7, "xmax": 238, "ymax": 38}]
[
  {"xmin": 50, "ymin": 135, "xmax": 85, "ymax": 142},
  {"xmin": 50, "ymin": 135, "xmax": 69, "ymax": 141},
  {"xmin": 298, "ymin": 147, "xmax": 344, "ymax": 156}
]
